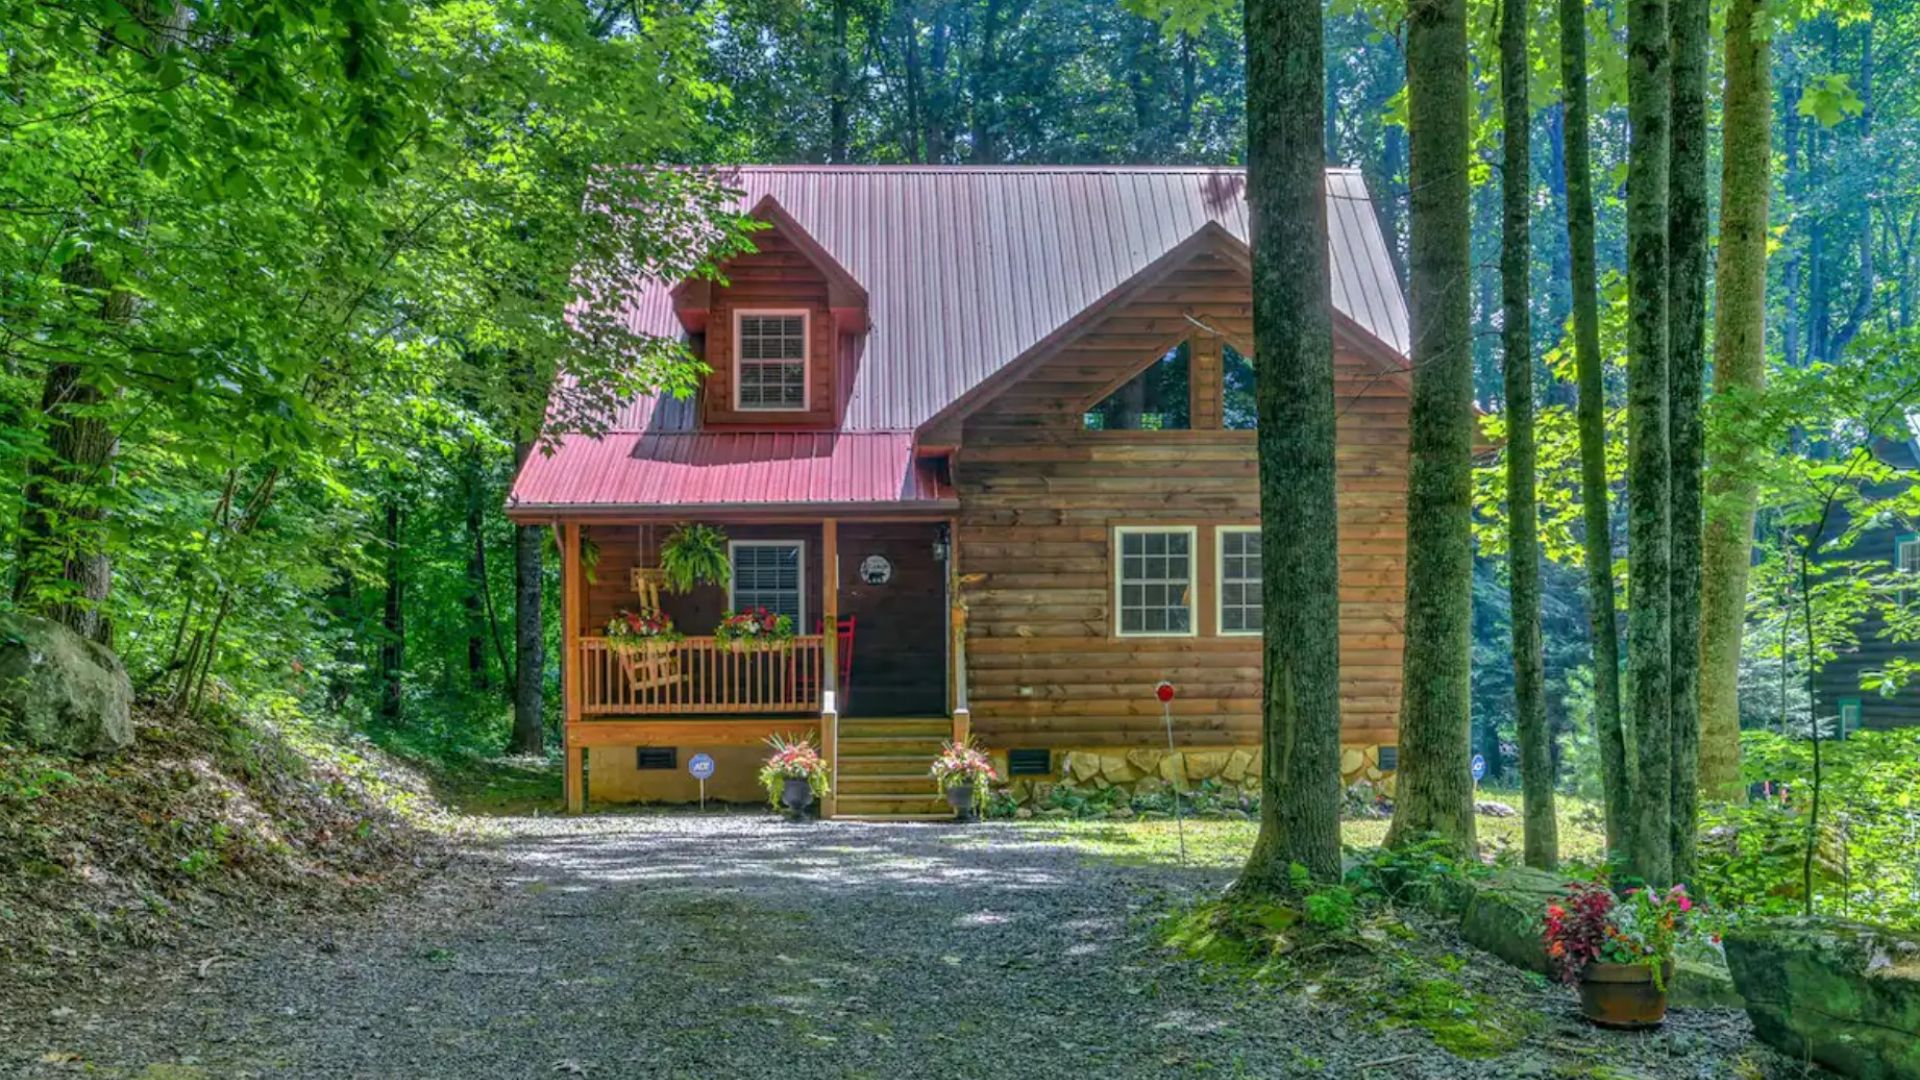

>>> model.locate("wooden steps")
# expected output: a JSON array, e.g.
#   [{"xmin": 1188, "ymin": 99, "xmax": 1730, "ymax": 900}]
[{"xmin": 831, "ymin": 716, "xmax": 952, "ymax": 821}]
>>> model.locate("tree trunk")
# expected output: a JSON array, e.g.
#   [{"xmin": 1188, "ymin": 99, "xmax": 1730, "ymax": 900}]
[
  {"xmin": 465, "ymin": 450, "xmax": 490, "ymax": 691},
  {"xmin": 512, "ymin": 439, "xmax": 546, "ymax": 755},
  {"xmin": 380, "ymin": 497, "xmax": 406, "ymax": 722},
  {"xmin": 1666, "ymin": 0, "xmax": 1709, "ymax": 883},
  {"xmin": 1559, "ymin": 0, "xmax": 1628, "ymax": 857},
  {"xmin": 970, "ymin": 0, "xmax": 1006, "ymax": 163},
  {"xmin": 1502, "ymin": 0, "xmax": 1557, "ymax": 870},
  {"xmin": 1626, "ymin": 0, "xmax": 1674, "ymax": 888},
  {"xmin": 829, "ymin": 0, "xmax": 851, "ymax": 163},
  {"xmin": 1697, "ymin": 0, "xmax": 1771, "ymax": 804},
  {"xmin": 1387, "ymin": 0, "xmax": 1477, "ymax": 853},
  {"xmin": 1233, "ymin": 0, "xmax": 1343, "ymax": 891},
  {"xmin": 13, "ymin": 256, "xmax": 128, "ymax": 645}
]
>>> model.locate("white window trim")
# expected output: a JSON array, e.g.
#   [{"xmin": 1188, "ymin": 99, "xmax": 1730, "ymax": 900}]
[
  {"xmin": 732, "ymin": 308, "xmax": 811, "ymax": 412},
  {"xmin": 1897, "ymin": 535, "xmax": 1919, "ymax": 605},
  {"xmin": 1217, "ymin": 525, "xmax": 1262, "ymax": 637},
  {"xmin": 727, "ymin": 539, "xmax": 807, "ymax": 629},
  {"xmin": 1112, "ymin": 525, "xmax": 1198, "ymax": 639}
]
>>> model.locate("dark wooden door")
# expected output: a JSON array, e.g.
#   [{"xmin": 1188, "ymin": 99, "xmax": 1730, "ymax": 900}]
[{"xmin": 837, "ymin": 522, "xmax": 948, "ymax": 718}]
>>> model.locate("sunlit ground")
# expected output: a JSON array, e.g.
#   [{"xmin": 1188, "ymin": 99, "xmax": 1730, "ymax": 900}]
[{"xmin": 995, "ymin": 790, "xmax": 1609, "ymax": 870}]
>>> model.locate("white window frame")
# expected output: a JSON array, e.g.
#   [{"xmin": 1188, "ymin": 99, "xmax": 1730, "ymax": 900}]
[
  {"xmin": 1897, "ymin": 534, "xmax": 1919, "ymax": 607},
  {"xmin": 1112, "ymin": 525, "xmax": 1198, "ymax": 638},
  {"xmin": 732, "ymin": 309, "xmax": 811, "ymax": 412},
  {"xmin": 1217, "ymin": 525, "xmax": 1262, "ymax": 637},
  {"xmin": 728, "ymin": 539, "xmax": 807, "ymax": 628}
]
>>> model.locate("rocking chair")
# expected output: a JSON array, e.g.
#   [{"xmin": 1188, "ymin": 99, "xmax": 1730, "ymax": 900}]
[{"xmin": 615, "ymin": 567, "xmax": 681, "ymax": 690}]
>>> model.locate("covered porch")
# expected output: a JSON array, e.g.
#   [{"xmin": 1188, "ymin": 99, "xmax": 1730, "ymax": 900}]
[{"xmin": 557, "ymin": 515, "xmax": 971, "ymax": 815}]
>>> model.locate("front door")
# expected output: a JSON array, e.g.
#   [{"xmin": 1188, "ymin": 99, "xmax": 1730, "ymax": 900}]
[{"xmin": 836, "ymin": 522, "xmax": 949, "ymax": 717}]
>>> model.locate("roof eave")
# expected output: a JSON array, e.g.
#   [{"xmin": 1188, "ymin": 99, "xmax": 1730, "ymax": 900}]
[{"xmin": 503, "ymin": 498, "xmax": 959, "ymax": 524}]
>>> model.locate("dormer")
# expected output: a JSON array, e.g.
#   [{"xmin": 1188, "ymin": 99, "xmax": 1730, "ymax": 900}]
[{"xmin": 673, "ymin": 196, "xmax": 867, "ymax": 429}]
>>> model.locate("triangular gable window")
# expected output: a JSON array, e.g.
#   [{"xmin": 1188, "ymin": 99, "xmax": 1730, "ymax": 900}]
[
  {"xmin": 1084, "ymin": 343, "xmax": 1191, "ymax": 430},
  {"xmin": 1223, "ymin": 344, "xmax": 1256, "ymax": 430}
]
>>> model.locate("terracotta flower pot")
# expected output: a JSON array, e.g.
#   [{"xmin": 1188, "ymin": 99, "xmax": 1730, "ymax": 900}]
[{"xmin": 1577, "ymin": 962, "xmax": 1672, "ymax": 1029}]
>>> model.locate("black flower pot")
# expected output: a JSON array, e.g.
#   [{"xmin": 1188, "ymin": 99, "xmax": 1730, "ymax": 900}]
[
  {"xmin": 781, "ymin": 776, "xmax": 816, "ymax": 819},
  {"xmin": 946, "ymin": 783, "xmax": 976, "ymax": 822}
]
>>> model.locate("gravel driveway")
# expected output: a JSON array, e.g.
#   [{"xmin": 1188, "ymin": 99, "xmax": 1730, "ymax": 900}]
[{"xmin": 2, "ymin": 815, "xmax": 1802, "ymax": 1078}]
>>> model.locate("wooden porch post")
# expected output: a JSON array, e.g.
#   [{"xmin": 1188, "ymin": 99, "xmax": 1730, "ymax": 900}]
[
  {"xmin": 948, "ymin": 516, "xmax": 970, "ymax": 746},
  {"xmin": 562, "ymin": 520, "xmax": 585, "ymax": 814},
  {"xmin": 820, "ymin": 518, "xmax": 839, "ymax": 817}
]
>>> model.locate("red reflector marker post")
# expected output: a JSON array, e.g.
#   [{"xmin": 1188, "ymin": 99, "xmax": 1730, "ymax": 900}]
[{"xmin": 1156, "ymin": 681, "xmax": 1185, "ymax": 866}]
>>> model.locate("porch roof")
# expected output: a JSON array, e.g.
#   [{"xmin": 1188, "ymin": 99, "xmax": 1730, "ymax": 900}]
[{"xmin": 505, "ymin": 431, "xmax": 954, "ymax": 518}]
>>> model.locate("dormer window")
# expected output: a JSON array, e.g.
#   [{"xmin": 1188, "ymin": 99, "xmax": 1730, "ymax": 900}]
[{"xmin": 736, "ymin": 310, "xmax": 810, "ymax": 411}]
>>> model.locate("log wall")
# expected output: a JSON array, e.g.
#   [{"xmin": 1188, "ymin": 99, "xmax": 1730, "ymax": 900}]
[{"xmin": 955, "ymin": 252, "xmax": 1409, "ymax": 750}]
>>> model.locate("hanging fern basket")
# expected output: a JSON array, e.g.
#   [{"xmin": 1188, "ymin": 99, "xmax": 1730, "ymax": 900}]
[{"xmin": 658, "ymin": 524, "xmax": 731, "ymax": 593}]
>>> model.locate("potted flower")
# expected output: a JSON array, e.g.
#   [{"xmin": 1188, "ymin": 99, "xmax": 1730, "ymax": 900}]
[
  {"xmin": 1543, "ymin": 880, "xmax": 1694, "ymax": 1029},
  {"xmin": 606, "ymin": 608, "xmax": 681, "ymax": 653},
  {"xmin": 605, "ymin": 608, "xmax": 681, "ymax": 684},
  {"xmin": 713, "ymin": 607, "xmax": 795, "ymax": 652},
  {"xmin": 930, "ymin": 740, "xmax": 997, "ymax": 822},
  {"xmin": 759, "ymin": 733, "xmax": 830, "ymax": 819}
]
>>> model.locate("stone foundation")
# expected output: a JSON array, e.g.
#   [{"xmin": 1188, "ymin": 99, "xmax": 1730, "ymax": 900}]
[{"xmin": 988, "ymin": 744, "xmax": 1394, "ymax": 806}]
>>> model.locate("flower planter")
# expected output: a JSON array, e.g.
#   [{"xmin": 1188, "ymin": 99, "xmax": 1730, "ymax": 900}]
[
  {"xmin": 780, "ymin": 776, "xmax": 816, "ymax": 819},
  {"xmin": 1577, "ymin": 962, "xmax": 1673, "ymax": 1029},
  {"xmin": 945, "ymin": 783, "xmax": 976, "ymax": 822}
]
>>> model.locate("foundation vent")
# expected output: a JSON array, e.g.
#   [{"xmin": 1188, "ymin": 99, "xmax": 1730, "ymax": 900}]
[
  {"xmin": 1007, "ymin": 749, "xmax": 1052, "ymax": 777},
  {"xmin": 636, "ymin": 747, "xmax": 679, "ymax": 770}
]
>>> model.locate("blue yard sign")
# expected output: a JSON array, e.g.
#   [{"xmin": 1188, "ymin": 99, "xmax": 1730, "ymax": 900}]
[
  {"xmin": 689, "ymin": 753, "xmax": 715, "ymax": 811},
  {"xmin": 1471, "ymin": 754, "xmax": 1486, "ymax": 784}
]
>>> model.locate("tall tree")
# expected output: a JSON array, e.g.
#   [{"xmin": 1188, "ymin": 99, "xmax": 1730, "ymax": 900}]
[
  {"xmin": 1502, "ymin": 0, "xmax": 1557, "ymax": 870},
  {"xmin": 1625, "ymin": 0, "xmax": 1675, "ymax": 887},
  {"xmin": 1233, "ymin": 0, "xmax": 1344, "ymax": 890},
  {"xmin": 1387, "ymin": 0, "xmax": 1477, "ymax": 852},
  {"xmin": 1559, "ymin": 0, "xmax": 1629, "ymax": 856},
  {"xmin": 512, "ymin": 436, "xmax": 546, "ymax": 755},
  {"xmin": 1666, "ymin": 0, "xmax": 1710, "ymax": 883},
  {"xmin": 380, "ymin": 497, "xmax": 406, "ymax": 723},
  {"xmin": 1697, "ymin": 0, "xmax": 1773, "ymax": 800}
]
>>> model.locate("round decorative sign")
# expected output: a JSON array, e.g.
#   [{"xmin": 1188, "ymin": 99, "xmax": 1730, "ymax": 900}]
[
  {"xmin": 858, "ymin": 554, "xmax": 893, "ymax": 585},
  {"xmin": 688, "ymin": 753, "xmax": 716, "ymax": 780}
]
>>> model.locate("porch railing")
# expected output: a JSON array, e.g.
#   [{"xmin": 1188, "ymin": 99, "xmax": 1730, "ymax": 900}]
[{"xmin": 579, "ymin": 635, "xmax": 826, "ymax": 715}]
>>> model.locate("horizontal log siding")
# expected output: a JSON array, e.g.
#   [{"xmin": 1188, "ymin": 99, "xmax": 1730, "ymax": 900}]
[{"xmin": 956, "ymin": 264, "xmax": 1408, "ymax": 749}]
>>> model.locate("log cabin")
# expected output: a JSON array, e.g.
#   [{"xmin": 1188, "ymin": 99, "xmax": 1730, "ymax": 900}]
[
  {"xmin": 506, "ymin": 165, "xmax": 1416, "ymax": 818},
  {"xmin": 1812, "ymin": 427, "xmax": 1920, "ymax": 736}
]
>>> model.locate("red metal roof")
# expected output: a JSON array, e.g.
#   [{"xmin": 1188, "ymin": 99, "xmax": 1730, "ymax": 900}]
[
  {"xmin": 510, "ymin": 166, "xmax": 1407, "ymax": 515},
  {"xmin": 508, "ymin": 432, "xmax": 952, "ymax": 514}
]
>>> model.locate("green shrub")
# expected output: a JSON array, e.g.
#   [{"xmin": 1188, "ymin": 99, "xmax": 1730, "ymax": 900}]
[
  {"xmin": 1345, "ymin": 836, "xmax": 1486, "ymax": 913},
  {"xmin": 1698, "ymin": 728, "xmax": 1920, "ymax": 930}
]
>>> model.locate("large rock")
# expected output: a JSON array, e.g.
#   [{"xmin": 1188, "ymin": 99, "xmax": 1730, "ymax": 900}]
[
  {"xmin": 0, "ymin": 612, "xmax": 133, "ymax": 755},
  {"xmin": 1458, "ymin": 866, "xmax": 1565, "ymax": 972},
  {"xmin": 1670, "ymin": 956, "xmax": 1744, "ymax": 1010},
  {"xmin": 1725, "ymin": 917, "xmax": 1920, "ymax": 1079}
]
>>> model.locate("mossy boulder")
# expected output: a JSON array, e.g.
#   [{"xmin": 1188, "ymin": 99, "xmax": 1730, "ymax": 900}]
[
  {"xmin": 0, "ymin": 611, "xmax": 133, "ymax": 755},
  {"xmin": 1669, "ymin": 956, "xmax": 1744, "ymax": 1010},
  {"xmin": 1725, "ymin": 917, "xmax": 1920, "ymax": 1079},
  {"xmin": 1458, "ymin": 866, "xmax": 1565, "ymax": 974}
]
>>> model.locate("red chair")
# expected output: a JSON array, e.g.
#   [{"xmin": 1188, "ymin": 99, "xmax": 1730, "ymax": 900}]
[
  {"xmin": 820, "ymin": 615, "xmax": 856, "ymax": 697},
  {"xmin": 796, "ymin": 615, "xmax": 856, "ymax": 706}
]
